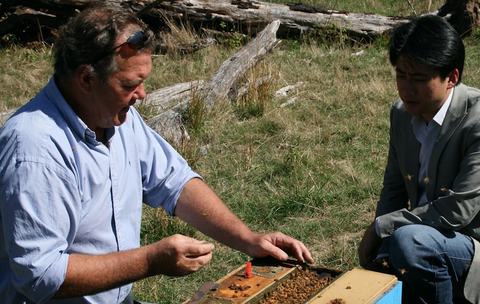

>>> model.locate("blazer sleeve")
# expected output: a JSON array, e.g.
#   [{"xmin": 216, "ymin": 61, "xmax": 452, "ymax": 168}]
[{"xmin": 375, "ymin": 101, "xmax": 411, "ymax": 218}]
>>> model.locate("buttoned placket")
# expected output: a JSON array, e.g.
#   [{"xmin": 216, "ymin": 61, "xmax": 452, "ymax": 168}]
[{"xmin": 108, "ymin": 142, "xmax": 131, "ymax": 302}]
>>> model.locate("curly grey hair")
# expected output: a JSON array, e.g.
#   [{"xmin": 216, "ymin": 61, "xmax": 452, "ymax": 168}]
[{"xmin": 53, "ymin": 4, "xmax": 154, "ymax": 84}]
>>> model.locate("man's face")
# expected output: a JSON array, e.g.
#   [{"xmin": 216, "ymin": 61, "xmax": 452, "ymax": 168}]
[
  {"xmin": 395, "ymin": 56, "xmax": 457, "ymax": 123},
  {"xmin": 90, "ymin": 49, "xmax": 152, "ymax": 129}
]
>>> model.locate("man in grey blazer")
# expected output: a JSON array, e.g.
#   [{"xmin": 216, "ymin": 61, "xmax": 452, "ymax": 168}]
[{"xmin": 358, "ymin": 15, "xmax": 480, "ymax": 304}]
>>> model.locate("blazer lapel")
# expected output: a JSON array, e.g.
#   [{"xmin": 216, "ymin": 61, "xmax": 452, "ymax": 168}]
[
  {"xmin": 402, "ymin": 114, "xmax": 421, "ymax": 208},
  {"xmin": 427, "ymin": 84, "xmax": 468, "ymax": 200}
]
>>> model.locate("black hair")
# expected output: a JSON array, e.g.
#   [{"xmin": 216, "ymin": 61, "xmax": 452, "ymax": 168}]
[{"xmin": 389, "ymin": 15, "xmax": 465, "ymax": 84}]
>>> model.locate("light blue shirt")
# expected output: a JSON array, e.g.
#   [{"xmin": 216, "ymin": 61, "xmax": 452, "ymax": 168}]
[{"xmin": 0, "ymin": 76, "xmax": 200, "ymax": 304}]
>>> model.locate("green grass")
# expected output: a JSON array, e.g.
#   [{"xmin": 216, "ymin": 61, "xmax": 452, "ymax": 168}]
[{"xmin": 1, "ymin": 1, "xmax": 479, "ymax": 303}]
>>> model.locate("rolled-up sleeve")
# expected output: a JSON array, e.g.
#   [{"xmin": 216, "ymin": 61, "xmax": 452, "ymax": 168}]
[
  {"xmin": 130, "ymin": 109, "xmax": 201, "ymax": 215},
  {"xmin": 1, "ymin": 160, "xmax": 80, "ymax": 303}
]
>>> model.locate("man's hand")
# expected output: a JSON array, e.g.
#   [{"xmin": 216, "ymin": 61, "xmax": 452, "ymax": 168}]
[
  {"xmin": 245, "ymin": 232, "xmax": 314, "ymax": 264},
  {"xmin": 147, "ymin": 234, "xmax": 214, "ymax": 277},
  {"xmin": 358, "ymin": 221, "xmax": 383, "ymax": 271}
]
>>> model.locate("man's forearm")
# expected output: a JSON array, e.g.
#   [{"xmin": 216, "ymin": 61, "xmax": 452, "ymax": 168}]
[
  {"xmin": 174, "ymin": 178, "xmax": 255, "ymax": 254},
  {"xmin": 53, "ymin": 247, "xmax": 150, "ymax": 298}
]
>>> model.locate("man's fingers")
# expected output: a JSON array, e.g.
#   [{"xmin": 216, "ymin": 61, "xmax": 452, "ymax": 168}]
[
  {"xmin": 184, "ymin": 241, "xmax": 215, "ymax": 258},
  {"xmin": 267, "ymin": 233, "xmax": 314, "ymax": 263}
]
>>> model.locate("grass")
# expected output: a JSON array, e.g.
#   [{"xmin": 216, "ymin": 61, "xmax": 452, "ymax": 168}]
[{"xmin": 1, "ymin": 1, "xmax": 480, "ymax": 303}]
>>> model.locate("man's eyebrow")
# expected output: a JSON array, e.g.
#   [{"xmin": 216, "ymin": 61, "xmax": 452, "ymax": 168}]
[
  {"xmin": 395, "ymin": 67, "xmax": 427, "ymax": 76},
  {"xmin": 123, "ymin": 79, "xmax": 143, "ymax": 86}
]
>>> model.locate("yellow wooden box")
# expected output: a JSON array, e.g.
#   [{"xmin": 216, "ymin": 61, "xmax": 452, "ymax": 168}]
[{"xmin": 306, "ymin": 268, "xmax": 401, "ymax": 304}]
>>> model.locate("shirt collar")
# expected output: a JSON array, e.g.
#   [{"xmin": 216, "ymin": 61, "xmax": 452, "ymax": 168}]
[
  {"xmin": 411, "ymin": 87, "xmax": 454, "ymax": 128},
  {"xmin": 432, "ymin": 87, "xmax": 454, "ymax": 126},
  {"xmin": 47, "ymin": 75, "xmax": 115, "ymax": 144}
]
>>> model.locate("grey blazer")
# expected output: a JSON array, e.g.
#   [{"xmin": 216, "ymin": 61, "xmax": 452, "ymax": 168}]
[{"xmin": 375, "ymin": 83, "xmax": 480, "ymax": 303}]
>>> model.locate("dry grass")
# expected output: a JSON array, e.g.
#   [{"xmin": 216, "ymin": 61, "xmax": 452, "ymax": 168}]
[{"xmin": 2, "ymin": 1, "xmax": 480, "ymax": 303}]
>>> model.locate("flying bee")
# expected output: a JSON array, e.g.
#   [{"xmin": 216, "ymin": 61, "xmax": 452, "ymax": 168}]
[
  {"xmin": 406, "ymin": 174, "xmax": 413, "ymax": 180},
  {"xmin": 399, "ymin": 269, "xmax": 408, "ymax": 275},
  {"xmin": 423, "ymin": 177, "xmax": 430, "ymax": 184}
]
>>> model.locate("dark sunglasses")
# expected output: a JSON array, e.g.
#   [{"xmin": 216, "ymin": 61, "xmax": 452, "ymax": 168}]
[
  {"xmin": 110, "ymin": 29, "xmax": 151, "ymax": 51},
  {"xmin": 91, "ymin": 28, "xmax": 152, "ymax": 65}
]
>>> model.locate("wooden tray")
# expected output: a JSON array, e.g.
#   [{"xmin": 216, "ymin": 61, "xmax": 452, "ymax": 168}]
[{"xmin": 184, "ymin": 258, "xmax": 343, "ymax": 304}]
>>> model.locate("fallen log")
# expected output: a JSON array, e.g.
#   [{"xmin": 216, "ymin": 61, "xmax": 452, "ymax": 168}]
[
  {"xmin": 156, "ymin": 38, "xmax": 217, "ymax": 55},
  {"xmin": 2, "ymin": 0, "xmax": 480, "ymax": 44},
  {"xmin": 154, "ymin": 0, "xmax": 409, "ymax": 40},
  {"xmin": 0, "ymin": 0, "xmax": 409, "ymax": 46},
  {"xmin": 145, "ymin": 19, "xmax": 281, "ymax": 145}
]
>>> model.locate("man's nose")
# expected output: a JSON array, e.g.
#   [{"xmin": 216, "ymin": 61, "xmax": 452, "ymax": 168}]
[
  {"xmin": 401, "ymin": 79, "xmax": 416, "ymax": 95},
  {"xmin": 134, "ymin": 83, "xmax": 146, "ymax": 100}
]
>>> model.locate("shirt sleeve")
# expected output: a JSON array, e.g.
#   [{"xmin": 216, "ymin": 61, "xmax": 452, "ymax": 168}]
[
  {"xmin": 129, "ymin": 108, "xmax": 201, "ymax": 215},
  {"xmin": 1, "ymin": 159, "xmax": 80, "ymax": 303}
]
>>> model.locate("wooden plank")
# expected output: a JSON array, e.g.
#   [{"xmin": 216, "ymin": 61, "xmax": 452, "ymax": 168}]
[
  {"xmin": 183, "ymin": 261, "xmax": 296, "ymax": 304},
  {"xmin": 306, "ymin": 268, "xmax": 399, "ymax": 304},
  {"xmin": 183, "ymin": 259, "xmax": 343, "ymax": 304}
]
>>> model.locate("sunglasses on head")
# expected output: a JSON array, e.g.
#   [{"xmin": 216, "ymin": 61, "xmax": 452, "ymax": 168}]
[
  {"xmin": 110, "ymin": 29, "xmax": 151, "ymax": 51},
  {"xmin": 90, "ymin": 28, "xmax": 152, "ymax": 65}
]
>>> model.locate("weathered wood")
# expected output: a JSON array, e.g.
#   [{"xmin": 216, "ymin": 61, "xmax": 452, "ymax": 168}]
[
  {"xmin": 145, "ymin": 20, "xmax": 281, "ymax": 145},
  {"xmin": 201, "ymin": 19, "xmax": 280, "ymax": 109},
  {"xmin": 2, "ymin": 0, "xmax": 480, "ymax": 44},
  {"xmin": 0, "ymin": 0, "xmax": 409, "ymax": 45},
  {"xmin": 156, "ymin": 38, "xmax": 217, "ymax": 55},
  {"xmin": 153, "ymin": 0, "xmax": 410, "ymax": 40},
  {"xmin": 143, "ymin": 80, "xmax": 204, "ymax": 112}
]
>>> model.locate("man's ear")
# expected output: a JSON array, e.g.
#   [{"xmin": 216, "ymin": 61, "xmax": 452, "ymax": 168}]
[
  {"xmin": 76, "ymin": 64, "xmax": 98, "ymax": 94},
  {"xmin": 447, "ymin": 69, "xmax": 460, "ymax": 89}
]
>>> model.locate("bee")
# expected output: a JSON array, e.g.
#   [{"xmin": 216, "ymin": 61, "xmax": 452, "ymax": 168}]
[
  {"xmin": 382, "ymin": 259, "xmax": 389, "ymax": 268},
  {"xmin": 406, "ymin": 174, "xmax": 413, "ymax": 180},
  {"xmin": 441, "ymin": 187, "xmax": 448, "ymax": 192},
  {"xmin": 202, "ymin": 213, "xmax": 208, "ymax": 217},
  {"xmin": 423, "ymin": 177, "xmax": 430, "ymax": 184},
  {"xmin": 399, "ymin": 268, "xmax": 408, "ymax": 275}
]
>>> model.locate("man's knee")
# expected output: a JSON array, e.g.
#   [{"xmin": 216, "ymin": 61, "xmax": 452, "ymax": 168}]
[{"xmin": 389, "ymin": 225, "xmax": 438, "ymax": 265}]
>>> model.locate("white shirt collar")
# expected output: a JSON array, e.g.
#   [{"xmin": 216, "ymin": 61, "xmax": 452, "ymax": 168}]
[
  {"xmin": 432, "ymin": 87, "xmax": 454, "ymax": 126},
  {"xmin": 411, "ymin": 87, "xmax": 454, "ymax": 128}
]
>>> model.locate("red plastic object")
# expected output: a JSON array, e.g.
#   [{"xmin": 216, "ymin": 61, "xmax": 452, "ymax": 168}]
[{"xmin": 244, "ymin": 261, "xmax": 252, "ymax": 278}]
